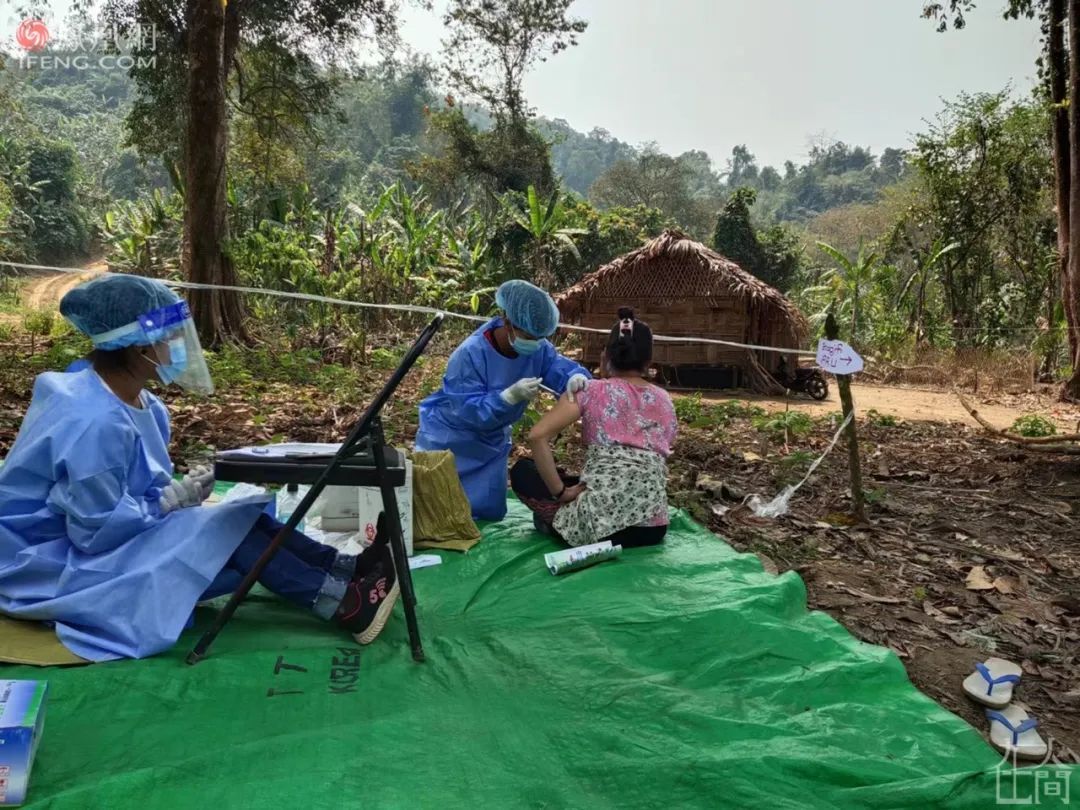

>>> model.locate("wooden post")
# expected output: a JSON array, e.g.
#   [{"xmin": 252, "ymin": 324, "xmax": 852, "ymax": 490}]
[{"xmin": 825, "ymin": 313, "xmax": 866, "ymax": 522}]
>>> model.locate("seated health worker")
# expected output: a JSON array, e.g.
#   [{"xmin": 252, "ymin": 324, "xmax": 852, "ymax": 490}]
[
  {"xmin": 415, "ymin": 279, "xmax": 590, "ymax": 521},
  {"xmin": 511, "ymin": 308, "xmax": 676, "ymax": 548},
  {"xmin": 0, "ymin": 274, "xmax": 398, "ymax": 661}
]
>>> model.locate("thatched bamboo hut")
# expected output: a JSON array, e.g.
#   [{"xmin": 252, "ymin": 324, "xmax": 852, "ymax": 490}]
[{"xmin": 555, "ymin": 229, "xmax": 808, "ymax": 391}]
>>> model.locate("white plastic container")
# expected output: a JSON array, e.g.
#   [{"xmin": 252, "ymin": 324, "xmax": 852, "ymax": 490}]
[
  {"xmin": 356, "ymin": 457, "xmax": 414, "ymax": 556},
  {"xmin": 276, "ymin": 484, "xmax": 307, "ymax": 533},
  {"xmin": 316, "ymin": 486, "xmax": 363, "ymax": 532}
]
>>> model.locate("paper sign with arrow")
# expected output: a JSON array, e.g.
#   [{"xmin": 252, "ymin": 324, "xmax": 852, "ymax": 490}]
[{"xmin": 816, "ymin": 339, "xmax": 864, "ymax": 375}]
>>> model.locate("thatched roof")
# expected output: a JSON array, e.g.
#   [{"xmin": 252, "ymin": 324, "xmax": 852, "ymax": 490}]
[{"xmin": 556, "ymin": 229, "xmax": 807, "ymax": 339}]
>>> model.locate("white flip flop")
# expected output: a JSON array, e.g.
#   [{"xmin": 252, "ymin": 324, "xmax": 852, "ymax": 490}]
[
  {"xmin": 986, "ymin": 705, "xmax": 1048, "ymax": 761},
  {"xmin": 962, "ymin": 657, "xmax": 1022, "ymax": 708}
]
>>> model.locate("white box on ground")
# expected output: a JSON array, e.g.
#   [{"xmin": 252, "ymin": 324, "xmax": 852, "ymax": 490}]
[{"xmin": 316, "ymin": 486, "xmax": 363, "ymax": 532}]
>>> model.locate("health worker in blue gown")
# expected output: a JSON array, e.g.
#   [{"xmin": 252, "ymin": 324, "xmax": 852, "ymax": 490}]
[
  {"xmin": 0, "ymin": 275, "xmax": 399, "ymax": 661},
  {"xmin": 415, "ymin": 279, "xmax": 590, "ymax": 521}
]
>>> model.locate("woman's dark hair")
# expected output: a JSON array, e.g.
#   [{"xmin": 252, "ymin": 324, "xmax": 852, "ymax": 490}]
[{"xmin": 606, "ymin": 307, "xmax": 653, "ymax": 372}]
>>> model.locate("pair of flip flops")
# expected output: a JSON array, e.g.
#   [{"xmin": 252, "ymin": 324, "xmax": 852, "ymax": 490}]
[{"xmin": 962, "ymin": 657, "xmax": 1048, "ymax": 761}]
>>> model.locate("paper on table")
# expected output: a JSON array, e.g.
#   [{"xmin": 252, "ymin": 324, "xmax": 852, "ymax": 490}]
[
  {"xmin": 218, "ymin": 443, "xmax": 343, "ymax": 459},
  {"xmin": 544, "ymin": 541, "xmax": 622, "ymax": 576}
]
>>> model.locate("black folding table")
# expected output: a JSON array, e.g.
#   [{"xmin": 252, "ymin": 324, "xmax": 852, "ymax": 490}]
[{"xmin": 187, "ymin": 313, "xmax": 444, "ymax": 664}]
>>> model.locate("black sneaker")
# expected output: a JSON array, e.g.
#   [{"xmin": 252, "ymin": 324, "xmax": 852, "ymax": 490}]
[
  {"xmin": 352, "ymin": 512, "xmax": 390, "ymax": 581},
  {"xmin": 336, "ymin": 558, "xmax": 399, "ymax": 645}
]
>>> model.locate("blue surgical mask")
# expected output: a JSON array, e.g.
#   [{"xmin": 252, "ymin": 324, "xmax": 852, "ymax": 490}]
[
  {"xmin": 512, "ymin": 336, "xmax": 543, "ymax": 356},
  {"xmin": 152, "ymin": 338, "xmax": 188, "ymax": 385},
  {"xmin": 507, "ymin": 320, "xmax": 545, "ymax": 356}
]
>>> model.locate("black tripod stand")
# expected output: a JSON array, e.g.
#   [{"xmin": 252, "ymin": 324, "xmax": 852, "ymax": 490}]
[{"xmin": 187, "ymin": 313, "xmax": 444, "ymax": 664}]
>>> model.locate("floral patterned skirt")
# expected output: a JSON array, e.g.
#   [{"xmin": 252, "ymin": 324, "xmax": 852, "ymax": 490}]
[{"xmin": 552, "ymin": 444, "xmax": 668, "ymax": 547}]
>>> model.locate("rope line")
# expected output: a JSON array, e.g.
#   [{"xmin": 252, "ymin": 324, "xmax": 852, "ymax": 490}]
[{"xmin": 0, "ymin": 260, "xmax": 819, "ymax": 356}]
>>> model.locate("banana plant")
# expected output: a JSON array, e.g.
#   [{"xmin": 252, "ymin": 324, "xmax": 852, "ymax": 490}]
[
  {"xmin": 806, "ymin": 242, "xmax": 886, "ymax": 348},
  {"xmin": 501, "ymin": 185, "xmax": 586, "ymax": 286},
  {"xmin": 895, "ymin": 239, "xmax": 960, "ymax": 342}
]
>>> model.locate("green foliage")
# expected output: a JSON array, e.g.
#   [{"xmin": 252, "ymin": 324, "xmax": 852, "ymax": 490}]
[
  {"xmin": 541, "ymin": 122, "xmax": 636, "ymax": 196},
  {"xmin": 409, "ymin": 110, "xmax": 556, "ymax": 205},
  {"xmin": 497, "ymin": 185, "xmax": 585, "ymax": 285},
  {"xmin": 21, "ymin": 309, "xmax": 56, "ymax": 355},
  {"xmin": 0, "ymin": 276, "xmax": 19, "ymax": 312},
  {"xmin": 1011, "ymin": 414, "xmax": 1056, "ymax": 438},
  {"xmin": 775, "ymin": 449, "xmax": 817, "ymax": 486},
  {"xmin": 101, "ymin": 189, "xmax": 184, "ymax": 276},
  {"xmin": 865, "ymin": 409, "xmax": 899, "ymax": 428},
  {"xmin": 589, "ymin": 151, "xmax": 714, "ymax": 238},
  {"xmin": 205, "ymin": 344, "xmax": 362, "ymax": 393},
  {"xmin": 799, "ymin": 241, "xmax": 885, "ymax": 349},
  {"xmin": 712, "ymin": 187, "xmax": 803, "ymax": 290},
  {"xmin": 512, "ymin": 402, "xmax": 543, "ymax": 443},
  {"xmin": 907, "ymin": 91, "xmax": 1053, "ymax": 347},
  {"xmin": 864, "ymin": 488, "xmax": 888, "ymax": 506},
  {"xmin": 753, "ymin": 411, "xmax": 814, "ymax": 441},
  {"xmin": 561, "ymin": 200, "xmax": 671, "ymax": 276},
  {"xmin": 673, "ymin": 393, "xmax": 703, "ymax": 424},
  {"xmin": 442, "ymin": 0, "xmax": 587, "ymax": 123},
  {"xmin": 369, "ymin": 347, "xmax": 404, "ymax": 369},
  {"xmin": 0, "ymin": 131, "xmax": 90, "ymax": 262},
  {"xmin": 675, "ymin": 398, "xmax": 769, "ymax": 431}
]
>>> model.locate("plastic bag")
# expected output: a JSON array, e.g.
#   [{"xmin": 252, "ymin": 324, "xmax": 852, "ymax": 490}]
[{"xmin": 747, "ymin": 412, "xmax": 853, "ymax": 519}]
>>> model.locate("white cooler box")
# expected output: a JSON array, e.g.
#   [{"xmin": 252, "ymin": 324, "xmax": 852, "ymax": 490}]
[{"xmin": 316, "ymin": 456, "xmax": 414, "ymax": 556}]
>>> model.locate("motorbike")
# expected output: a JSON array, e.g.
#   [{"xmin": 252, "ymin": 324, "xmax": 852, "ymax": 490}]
[{"xmin": 772, "ymin": 359, "xmax": 829, "ymax": 401}]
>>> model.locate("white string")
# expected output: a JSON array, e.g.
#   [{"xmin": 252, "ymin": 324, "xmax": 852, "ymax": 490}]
[
  {"xmin": 746, "ymin": 410, "xmax": 855, "ymax": 519},
  {"xmin": 0, "ymin": 260, "xmax": 817, "ymax": 357}
]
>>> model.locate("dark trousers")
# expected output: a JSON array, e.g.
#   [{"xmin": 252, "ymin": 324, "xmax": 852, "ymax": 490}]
[
  {"xmin": 510, "ymin": 458, "xmax": 667, "ymax": 549},
  {"xmin": 202, "ymin": 514, "xmax": 338, "ymax": 609}
]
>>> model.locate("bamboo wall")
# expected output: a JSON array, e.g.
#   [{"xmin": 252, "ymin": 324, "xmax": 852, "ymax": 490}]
[{"xmin": 578, "ymin": 296, "xmax": 749, "ymax": 366}]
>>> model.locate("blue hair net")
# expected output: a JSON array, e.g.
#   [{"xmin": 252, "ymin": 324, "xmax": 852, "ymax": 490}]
[
  {"xmin": 495, "ymin": 280, "xmax": 560, "ymax": 338},
  {"xmin": 60, "ymin": 275, "xmax": 181, "ymax": 349}
]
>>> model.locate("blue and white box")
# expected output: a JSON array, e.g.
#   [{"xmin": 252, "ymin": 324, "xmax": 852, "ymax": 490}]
[{"xmin": 0, "ymin": 681, "xmax": 48, "ymax": 806}]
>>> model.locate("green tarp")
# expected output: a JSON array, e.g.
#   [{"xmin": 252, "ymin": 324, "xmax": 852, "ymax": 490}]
[{"xmin": 5, "ymin": 502, "xmax": 1077, "ymax": 808}]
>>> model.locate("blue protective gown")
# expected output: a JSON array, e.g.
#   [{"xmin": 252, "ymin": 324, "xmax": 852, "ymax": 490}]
[
  {"xmin": 415, "ymin": 316, "xmax": 590, "ymax": 521},
  {"xmin": 0, "ymin": 368, "xmax": 268, "ymax": 661}
]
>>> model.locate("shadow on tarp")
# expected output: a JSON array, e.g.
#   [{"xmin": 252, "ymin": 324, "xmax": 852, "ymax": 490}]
[{"xmin": 3, "ymin": 500, "xmax": 1076, "ymax": 808}]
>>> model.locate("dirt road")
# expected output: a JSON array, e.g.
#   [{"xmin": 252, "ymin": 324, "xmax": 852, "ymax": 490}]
[
  {"xmin": 22, "ymin": 261, "xmax": 106, "ymax": 310},
  {"xmin": 0, "ymin": 261, "xmax": 106, "ymax": 326},
  {"xmin": 686, "ymin": 382, "xmax": 1080, "ymax": 432}
]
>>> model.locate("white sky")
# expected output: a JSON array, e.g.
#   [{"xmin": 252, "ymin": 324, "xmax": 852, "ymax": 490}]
[
  {"xmin": 401, "ymin": 0, "xmax": 1042, "ymax": 167},
  {"xmin": 3, "ymin": 0, "xmax": 1042, "ymax": 168}
]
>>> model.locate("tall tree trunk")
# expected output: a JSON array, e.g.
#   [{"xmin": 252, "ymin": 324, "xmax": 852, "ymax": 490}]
[
  {"xmin": 183, "ymin": 0, "xmax": 247, "ymax": 346},
  {"xmin": 1063, "ymin": 0, "xmax": 1080, "ymax": 398}
]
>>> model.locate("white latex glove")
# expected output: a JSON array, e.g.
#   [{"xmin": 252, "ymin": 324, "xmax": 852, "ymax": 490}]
[
  {"xmin": 158, "ymin": 476, "xmax": 205, "ymax": 515},
  {"xmin": 185, "ymin": 466, "xmax": 215, "ymax": 501},
  {"xmin": 158, "ymin": 485, "xmax": 183, "ymax": 516},
  {"xmin": 500, "ymin": 376, "xmax": 542, "ymax": 405},
  {"xmin": 566, "ymin": 373, "xmax": 588, "ymax": 403}
]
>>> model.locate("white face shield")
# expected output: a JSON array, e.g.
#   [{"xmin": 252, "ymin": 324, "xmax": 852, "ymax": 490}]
[{"xmin": 90, "ymin": 301, "xmax": 214, "ymax": 395}]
